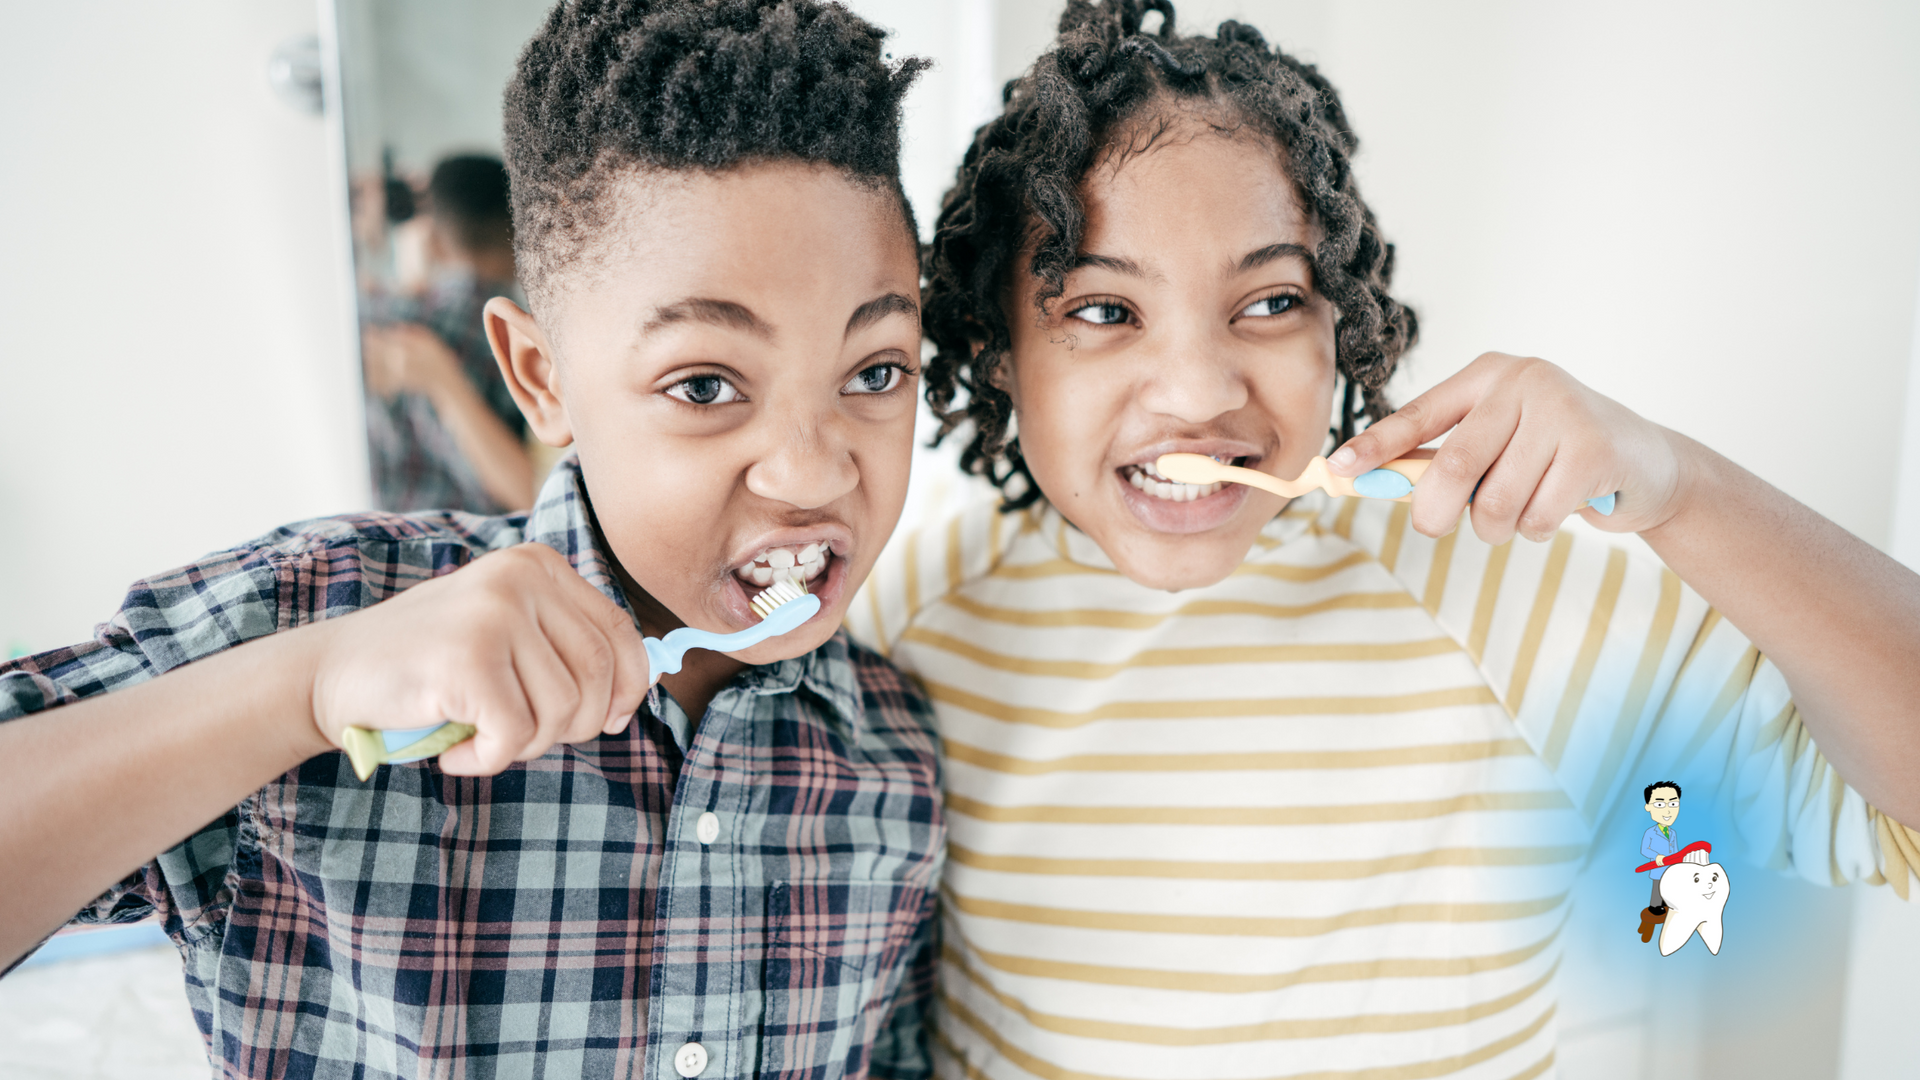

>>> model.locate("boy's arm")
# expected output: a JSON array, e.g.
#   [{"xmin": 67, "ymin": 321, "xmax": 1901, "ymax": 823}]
[
  {"xmin": 1331, "ymin": 352, "xmax": 1920, "ymax": 827},
  {"xmin": 0, "ymin": 542, "xmax": 650, "ymax": 970}
]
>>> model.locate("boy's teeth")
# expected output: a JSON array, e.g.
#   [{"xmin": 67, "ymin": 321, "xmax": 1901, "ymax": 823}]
[{"xmin": 739, "ymin": 542, "xmax": 831, "ymax": 587}]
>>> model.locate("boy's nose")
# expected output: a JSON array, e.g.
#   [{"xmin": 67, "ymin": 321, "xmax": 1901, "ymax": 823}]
[
  {"xmin": 1132, "ymin": 327, "xmax": 1249, "ymax": 423},
  {"xmin": 745, "ymin": 422, "xmax": 860, "ymax": 509}
]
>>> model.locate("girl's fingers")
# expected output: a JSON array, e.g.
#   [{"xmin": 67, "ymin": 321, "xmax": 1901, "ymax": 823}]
[
  {"xmin": 1516, "ymin": 454, "xmax": 1599, "ymax": 544},
  {"xmin": 1461, "ymin": 415, "xmax": 1560, "ymax": 546},
  {"xmin": 1328, "ymin": 353, "xmax": 1512, "ymax": 475},
  {"xmin": 533, "ymin": 601, "xmax": 621, "ymax": 747},
  {"xmin": 1408, "ymin": 391, "xmax": 1523, "ymax": 538}
]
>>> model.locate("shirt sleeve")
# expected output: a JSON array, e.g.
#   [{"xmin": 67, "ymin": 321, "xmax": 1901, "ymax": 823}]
[
  {"xmin": 0, "ymin": 543, "xmax": 285, "ymax": 937},
  {"xmin": 1328, "ymin": 496, "xmax": 1920, "ymax": 896},
  {"xmin": 866, "ymin": 889, "xmax": 941, "ymax": 1080}
]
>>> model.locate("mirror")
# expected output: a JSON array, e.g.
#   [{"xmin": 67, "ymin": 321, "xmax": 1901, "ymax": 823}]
[{"xmin": 336, "ymin": 0, "xmax": 557, "ymax": 515}]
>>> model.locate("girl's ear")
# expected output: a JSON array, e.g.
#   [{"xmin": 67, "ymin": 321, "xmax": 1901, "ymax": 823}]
[{"xmin": 485, "ymin": 296, "xmax": 574, "ymax": 447}]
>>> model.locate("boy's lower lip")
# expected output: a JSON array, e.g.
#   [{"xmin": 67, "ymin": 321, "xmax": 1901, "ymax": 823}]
[{"xmin": 1114, "ymin": 469, "xmax": 1252, "ymax": 533}]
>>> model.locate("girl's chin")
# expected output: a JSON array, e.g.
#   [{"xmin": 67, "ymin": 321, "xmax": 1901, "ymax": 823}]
[{"xmin": 1116, "ymin": 473, "xmax": 1254, "ymax": 534}]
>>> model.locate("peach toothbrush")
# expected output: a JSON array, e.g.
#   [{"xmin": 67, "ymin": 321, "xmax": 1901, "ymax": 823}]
[
  {"xmin": 1155, "ymin": 452, "xmax": 1617, "ymax": 515},
  {"xmin": 338, "ymin": 579, "xmax": 821, "ymax": 782}
]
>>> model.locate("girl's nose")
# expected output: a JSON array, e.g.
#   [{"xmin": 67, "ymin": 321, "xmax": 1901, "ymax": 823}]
[
  {"xmin": 744, "ymin": 420, "xmax": 860, "ymax": 509},
  {"xmin": 1131, "ymin": 327, "xmax": 1249, "ymax": 423}
]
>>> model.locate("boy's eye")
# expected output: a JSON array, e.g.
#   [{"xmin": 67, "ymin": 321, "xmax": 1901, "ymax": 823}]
[
  {"xmin": 1239, "ymin": 293, "xmax": 1299, "ymax": 318},
  {"xmin": 666, "ymin": 374, "xmax": 742, "ymax": 405},
  {"xmin": 844, "ymin": 363, "xmax": 904, "ymax": 395},
  {"xmin": 1066, "ymin": 301, "xmax": 1131, "ymax": 326}
]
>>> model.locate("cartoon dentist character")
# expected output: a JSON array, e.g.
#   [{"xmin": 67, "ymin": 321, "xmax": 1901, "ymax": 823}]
[{"xmin": 1634, "ymin": 779, "xmax": 1731, "ymax": 954}]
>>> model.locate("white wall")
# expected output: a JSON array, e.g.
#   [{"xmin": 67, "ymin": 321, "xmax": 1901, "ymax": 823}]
[{"xmin": 0, "ymin": 1, "xmax": 365, "ymax": 656}]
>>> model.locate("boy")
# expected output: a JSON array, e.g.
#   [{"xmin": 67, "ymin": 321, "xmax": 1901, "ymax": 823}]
[{"xmin": 0, "ymin": 2, "xmax": 942, "ymax": 1077}]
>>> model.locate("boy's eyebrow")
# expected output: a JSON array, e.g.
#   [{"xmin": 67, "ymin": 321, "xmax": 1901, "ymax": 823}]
[
  {"xmin": 643, "ymin": 297, "xmax": 773, "ymax": 340},
  {"xmin": 845, "ymin": 292, "xmax": 919, "ymax": 336},
  {"xmin": 1237, "ymin": 242, "xmax": 1316, "ymax": 274}
]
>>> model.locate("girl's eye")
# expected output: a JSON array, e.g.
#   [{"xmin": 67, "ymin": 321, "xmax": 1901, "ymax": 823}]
[
  {"xmin": 666, "ymin": 374, "xmax": 742, "ymax": 405},
  {"xmin": 844, "ymin": 363, "xmax": 905, "ymax": 395},
  {"xmin": 1066, "ymin": 301, "xmax": 1131, "ymax": 326},
  {"xmin": 1239, "ymin": 293, "xmax": 1300, "ymax": 318}
]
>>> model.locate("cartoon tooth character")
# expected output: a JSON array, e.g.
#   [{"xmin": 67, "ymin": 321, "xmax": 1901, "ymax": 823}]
[{"xmin": 1657, "ymin": 849, "xmax": 1729, "ymax": 956}]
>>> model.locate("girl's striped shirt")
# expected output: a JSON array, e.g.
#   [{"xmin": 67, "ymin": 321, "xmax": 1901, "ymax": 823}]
[{"xmin": 847, "ymin": 494, "xmax": 1915, "ymax": 1080}]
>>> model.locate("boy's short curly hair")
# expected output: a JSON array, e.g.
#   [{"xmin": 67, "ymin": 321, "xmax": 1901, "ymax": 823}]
[
  {"xmin": 922, "ymin": 0, "xmax": 1418, "ymax": 509},
  {"xmin": 503, "ymin": 0, "xmax": 927, "ymax": 312}
]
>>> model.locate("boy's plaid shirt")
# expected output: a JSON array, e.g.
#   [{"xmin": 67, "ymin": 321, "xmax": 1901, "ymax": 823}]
[{"xmin": 0, "ymin": 456, "xmax": 945, "ymax": 1080}]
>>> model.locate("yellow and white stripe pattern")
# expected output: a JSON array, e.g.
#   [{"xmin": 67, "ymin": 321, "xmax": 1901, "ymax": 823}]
[{"xmin": 847, "ymin": 494, "xmax": 1913, "ymax": 1080}]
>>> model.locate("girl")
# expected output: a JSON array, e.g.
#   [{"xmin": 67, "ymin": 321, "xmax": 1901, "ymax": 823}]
[{"xmin": 849, "ymin": 2, "xmax": 1920, "ymax": 1077}]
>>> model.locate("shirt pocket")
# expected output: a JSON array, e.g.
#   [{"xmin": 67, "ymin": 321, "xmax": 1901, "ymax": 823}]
[{"xmin": 758, "ymin": 879, "xmax": 930, "ymax": 1080}]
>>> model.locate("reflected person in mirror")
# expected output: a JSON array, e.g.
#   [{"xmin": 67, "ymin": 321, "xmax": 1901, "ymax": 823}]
[{"xmin": 362, "ymin": 155, "xmax": 537, "ymax": 513}]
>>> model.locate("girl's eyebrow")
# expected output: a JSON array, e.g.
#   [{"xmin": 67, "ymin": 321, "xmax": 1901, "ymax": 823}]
[
  {"xmin": 1069, "ymin": 252, "xmax": 1145, "ymax": 277},
  {"xmin": 1237, "ymin": 242, "xmax": 1315, "ymax": 273}
]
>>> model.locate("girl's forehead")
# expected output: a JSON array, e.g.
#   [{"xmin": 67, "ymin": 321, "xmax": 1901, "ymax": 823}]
[{"xmin": 1077, "ymin": 129, "xmax": 1312, "ymax": 250}]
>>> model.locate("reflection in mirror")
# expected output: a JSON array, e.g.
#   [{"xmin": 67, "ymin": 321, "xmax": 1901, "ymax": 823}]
[{"xmin": 337, "ymin": 0, "xmax": 556, "ymax": 514}]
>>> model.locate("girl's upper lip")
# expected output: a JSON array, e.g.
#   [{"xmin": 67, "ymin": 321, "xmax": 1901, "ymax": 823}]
[
  {"xmin": 728, "ymin": 524, "xmax": 853, "ymax": 571},
  {"xmin": 1119, "ymin": 439, "xmax": 1266, "ymax": 469}
]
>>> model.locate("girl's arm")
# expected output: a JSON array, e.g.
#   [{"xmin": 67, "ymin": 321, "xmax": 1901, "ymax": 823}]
[{"xmin": 1330, "ymin": 352, "xmax": 1920, "ymax": 826}]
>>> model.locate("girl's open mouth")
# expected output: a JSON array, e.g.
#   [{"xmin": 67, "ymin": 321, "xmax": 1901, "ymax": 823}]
[{"xmin": 1114, "ymin": 454, "xmax": 1253, "ymax": 534}]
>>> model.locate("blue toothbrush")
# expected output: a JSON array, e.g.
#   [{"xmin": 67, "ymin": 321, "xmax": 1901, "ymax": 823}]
[{"xmin": 339, "ymin": 581, "xmax": 821, "ymax": 780}]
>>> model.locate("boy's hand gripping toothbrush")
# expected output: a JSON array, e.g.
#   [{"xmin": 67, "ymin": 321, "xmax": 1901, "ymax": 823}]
[
  {"xmin": 1156, "ymin": 452, "xmax": 1616, "ymax": 516},
  {"xmin": 339, "ymin": 580, "xmax": 821, "ymax": 781}
]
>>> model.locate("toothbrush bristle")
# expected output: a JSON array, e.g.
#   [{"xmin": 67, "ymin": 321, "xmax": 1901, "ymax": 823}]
[{"xmin": 749, "ymin": 579, "xmax": 806, "ymax": 620}]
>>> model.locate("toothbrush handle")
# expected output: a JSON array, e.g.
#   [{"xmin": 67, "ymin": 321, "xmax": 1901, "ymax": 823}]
[
  {"xmin": 1346, "ymin": 455, "xmax": 1616, "ymax": 516},
  {"xmin": 338, "ymin": 594, "xmax": 821, "ymax": 781}
]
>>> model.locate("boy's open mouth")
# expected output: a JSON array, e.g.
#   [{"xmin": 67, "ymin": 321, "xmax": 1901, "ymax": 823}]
[{"xmin": 733, "ymin": 542, "xmax": 832, "ymax": 589}]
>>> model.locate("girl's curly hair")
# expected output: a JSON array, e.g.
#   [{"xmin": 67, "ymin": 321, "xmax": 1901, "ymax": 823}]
[{"xmin": 921, "ymin": 0, "xmax": 1417, "ymax": 509}]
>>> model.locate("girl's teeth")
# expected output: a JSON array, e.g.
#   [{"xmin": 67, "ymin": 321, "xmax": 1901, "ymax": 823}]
[
  {"xmin": 1125, "ymin": 465, "xmax": 1221, "ymax": 503},
  {"xmin": 751, "ymin": 565, "xmax": 773, "ymax": 586},
  {"xmin": 767, "ymin": 548, "xmax": 796, "ymax": 568},
  {"xmin": 797, "ymin": 543, "xmax": 820, "ymax": 562}
]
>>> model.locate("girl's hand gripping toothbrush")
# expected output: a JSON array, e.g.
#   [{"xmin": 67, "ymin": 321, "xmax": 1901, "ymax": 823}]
[
  {"xmin": 1156, "ymin": 452, "xmax": 1616, "ymax": 515},
  {"xmin": 338, "ymin": 580, "xmax": 821, "ymax": 781}
]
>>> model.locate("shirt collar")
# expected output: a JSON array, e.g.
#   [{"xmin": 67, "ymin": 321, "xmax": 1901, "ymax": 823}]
[{"xmin": 525, "ymin": 453, "xmax": 866, "ymax": 738}]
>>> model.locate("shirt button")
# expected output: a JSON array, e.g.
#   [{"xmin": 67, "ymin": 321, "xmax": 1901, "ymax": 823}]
[
  {"xmin": 695, "ymin": 812, "xmax": 720, "ymax": 845},
  {"xmin": 673, "ymin": 1041, "xmax": 708, "ymax": 1077}
]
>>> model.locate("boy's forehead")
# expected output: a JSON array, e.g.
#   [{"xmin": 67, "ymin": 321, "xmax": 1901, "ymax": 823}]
[{"xmin": 546, "ymin": 162, "xmax": 918, "ymax": 341}]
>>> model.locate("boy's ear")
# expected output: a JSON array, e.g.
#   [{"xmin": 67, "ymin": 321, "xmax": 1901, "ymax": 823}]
[{"xmin": 485, "ymin": 296, "xmax": 573, "ymax": 447}]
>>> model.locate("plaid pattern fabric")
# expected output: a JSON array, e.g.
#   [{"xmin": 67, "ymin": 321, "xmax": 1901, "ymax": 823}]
[
  {"xmin": 0, "ymin": 455, "xmax": 946, "ymax": 1080},
  {"xmin": 363, "ymin": 273, "xmax": 529, "ymax": 515}
]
